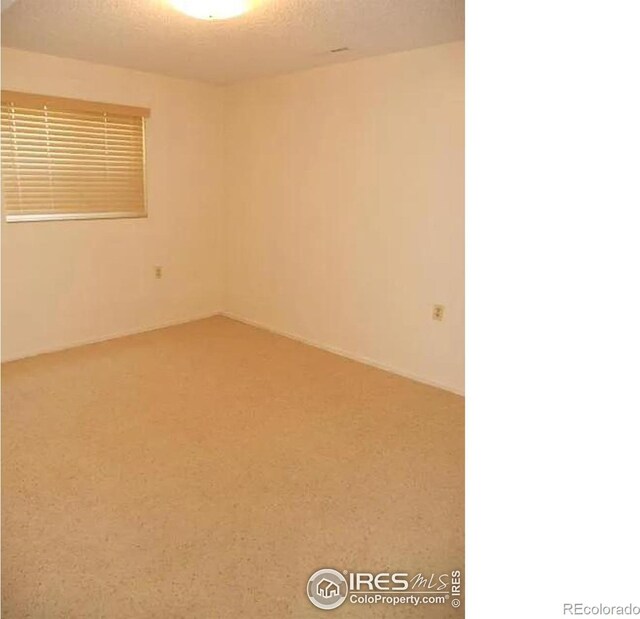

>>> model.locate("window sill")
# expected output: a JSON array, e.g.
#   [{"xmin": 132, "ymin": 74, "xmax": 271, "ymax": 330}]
[{"xmin": 5, "ymin": 212, "xmax": 148, "ymax": 223}]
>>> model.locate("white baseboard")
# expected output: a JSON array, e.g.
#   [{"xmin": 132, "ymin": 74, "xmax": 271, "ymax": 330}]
[
  {"xmin": 4, "ymin": 310, "xmax": 464, "ymax": 397},
  {"xmin": 1, "ymin": 311, "xmax": 223, "ymax": 363},
  {"xmin": 220, "ymin": 312, "xmax": 464, "ymax": 397}
]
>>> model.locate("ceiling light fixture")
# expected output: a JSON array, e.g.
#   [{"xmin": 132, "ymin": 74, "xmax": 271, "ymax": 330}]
[{"xmin": 169, "ymin": 0, "xmax": 251, "ymax": 20}]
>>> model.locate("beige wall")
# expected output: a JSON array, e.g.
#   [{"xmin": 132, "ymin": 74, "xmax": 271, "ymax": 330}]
[
  {"xmin": 223, "ymin": 42, "xmax": 464, "ymax": 394},
  {"xmin": 2, "ymin": 43, "xmax": 464, "ymax": 394},
  {"xmin": 1, "ymin": 48, "xmax": 225, "ymax": 360}
]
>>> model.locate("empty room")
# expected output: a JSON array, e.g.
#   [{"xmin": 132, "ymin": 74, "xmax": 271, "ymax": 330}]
[{"xmin": 1, "ymin": 0, "xmax": 464, "ymax": 616}]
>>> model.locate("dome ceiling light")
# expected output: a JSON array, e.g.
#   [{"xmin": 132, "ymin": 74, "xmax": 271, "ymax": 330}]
[{"xmin": 169, "ymin": 0, "xmax": 251, "ymax": 20}]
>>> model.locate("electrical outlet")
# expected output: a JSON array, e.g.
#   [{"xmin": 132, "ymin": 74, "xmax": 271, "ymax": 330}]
[
  {"xmin": 432, "ymin": 305, "xmax": 445, "ymax": 321},
  {"xmin": 155, "ymin": 266, "xmax": 163, "ymax": 279}
]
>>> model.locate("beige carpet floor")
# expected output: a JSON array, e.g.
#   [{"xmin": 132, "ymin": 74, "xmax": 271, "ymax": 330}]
[{"xmin": 2, "ymin": 316, "xmax": 464, "ymax": 618}]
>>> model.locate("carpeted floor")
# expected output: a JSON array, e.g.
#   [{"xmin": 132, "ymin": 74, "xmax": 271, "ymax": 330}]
[{"xmin": 1, "ymin": 316, "xmax": 464, "ymax": 618}]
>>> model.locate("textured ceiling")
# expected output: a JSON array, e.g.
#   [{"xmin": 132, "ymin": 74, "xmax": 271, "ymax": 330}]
[{"xmin": 1, "ymin": 0, "xmax": 464, "ymax": 85}]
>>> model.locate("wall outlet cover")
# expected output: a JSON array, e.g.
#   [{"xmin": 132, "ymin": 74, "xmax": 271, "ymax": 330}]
[{"xmin": 432, "ymin": 305, "xmax": 445, "ymax": 321}]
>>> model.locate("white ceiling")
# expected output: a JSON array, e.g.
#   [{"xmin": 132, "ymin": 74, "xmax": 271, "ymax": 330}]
[{"xmin": 1, "ymin": 0, "xmax": 464, "ymax": 85}]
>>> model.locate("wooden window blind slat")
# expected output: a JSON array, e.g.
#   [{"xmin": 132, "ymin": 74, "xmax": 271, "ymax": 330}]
[{"xmin": 1, "ymin": 91, "xmax": 148, "ymax": 222}]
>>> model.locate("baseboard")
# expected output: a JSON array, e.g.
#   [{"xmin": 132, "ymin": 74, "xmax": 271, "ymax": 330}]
[
  {"xmin": 1, "ymin": 311, "xmax": 223, "ymax": 363},
  {"xmin": 220, "ymin": 312, "xmax": 464, "ymax": 397},
  {"xmin": 4, "ymin": 311, "xmax": 464, "ymax": 397}
]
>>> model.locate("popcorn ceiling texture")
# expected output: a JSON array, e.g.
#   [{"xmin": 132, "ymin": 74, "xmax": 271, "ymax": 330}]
[
  {"xmin": 2, "ymin": 316, "xmax": 464, "ymax": 618},
  {"xmin": 1, "ymin": 0, "xmax": 464, "ymax": 84}
]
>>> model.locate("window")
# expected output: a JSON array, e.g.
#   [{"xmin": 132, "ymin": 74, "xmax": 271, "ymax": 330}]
[{"xmin": 1, "ymin": 91, "xmax": 150, "ymax": 222}]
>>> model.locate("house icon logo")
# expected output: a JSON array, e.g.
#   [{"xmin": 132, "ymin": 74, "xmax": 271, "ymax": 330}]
[
  {"xmin": 317, "ymin": 578, "xmax": 340, "ymax": 598},
  {"xmin": 307, "ymin": 568, "xmax": 348, "ymax": 610}
]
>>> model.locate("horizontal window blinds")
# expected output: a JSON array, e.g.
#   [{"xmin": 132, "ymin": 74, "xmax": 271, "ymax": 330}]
[{"xmin": 1, "ymin": 91, "xmax": 150, "ymax": 222}]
